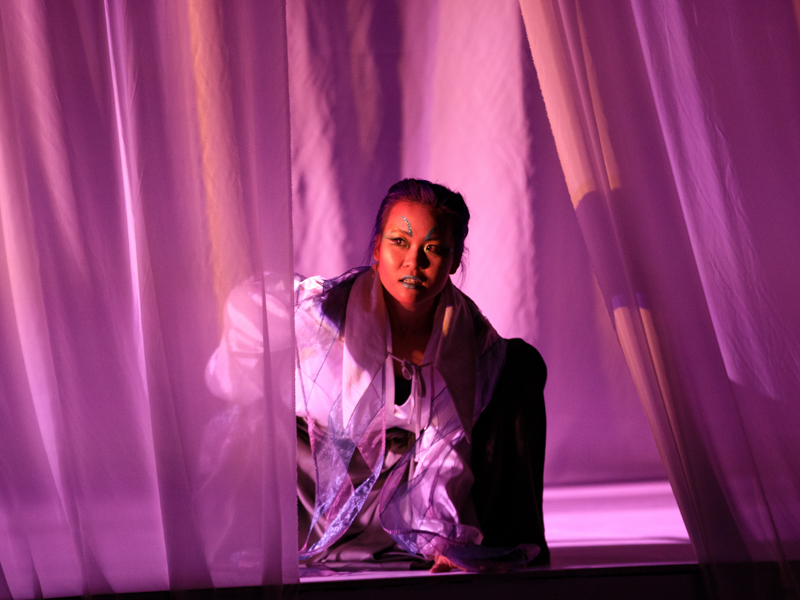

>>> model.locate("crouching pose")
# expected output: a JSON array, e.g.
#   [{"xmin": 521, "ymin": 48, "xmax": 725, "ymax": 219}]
[{"xmin": 208, "ymin": 179, "xmax": 548, "ymax": 573}]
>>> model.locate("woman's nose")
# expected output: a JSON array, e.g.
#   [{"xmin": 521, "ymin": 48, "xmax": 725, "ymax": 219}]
[
  {"xmin": 403, "ymin": 247, "xmax": 417, "ymax": 268},
  {"xmin": 404, "ymin": 246, "xmax": 429, "ymax": 269}
]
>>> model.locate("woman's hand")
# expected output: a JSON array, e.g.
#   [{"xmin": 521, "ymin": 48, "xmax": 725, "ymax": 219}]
[{"xmin": 429, "ymin": 554, "xmax": 463, "ymax": 573}]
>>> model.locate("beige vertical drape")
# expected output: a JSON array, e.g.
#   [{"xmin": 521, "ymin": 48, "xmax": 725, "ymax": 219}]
[{"xmin": 520, "ymin": 0, "xmax": 800, "ymax": 597}]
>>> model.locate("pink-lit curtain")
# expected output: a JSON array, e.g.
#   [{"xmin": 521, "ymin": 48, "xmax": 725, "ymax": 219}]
[
  {"xmin": 520, "ymin": 0, "xmax": 800, "ymax": 596},
  {"xmin": 288, "ymin": 0, "xmax": 664, "ymax": 488},
  {"xmin": 0, "ymin": 1, "xmax": 297, "ymax": 597},
  {"xmin": 14, "ymin": 0, "xmax": 797, "ymax": 596}
]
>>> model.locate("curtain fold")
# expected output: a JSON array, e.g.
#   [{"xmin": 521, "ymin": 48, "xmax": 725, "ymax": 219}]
[
  {"xmin": 520, "ymin": 0, "xmax": 800, "ymax": 596},
  {"xmin": 12, "ymin": 0, "xmax": 800, "ymax": 596},
  {"xmin": 0, "ymin": 1, "xmax": 297, "ymax": 597}
]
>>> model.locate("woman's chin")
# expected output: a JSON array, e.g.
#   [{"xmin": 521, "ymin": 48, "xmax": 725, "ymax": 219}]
[{"xmin": 387, "ymin": 288, "xmax": 434, "ymax": 313}]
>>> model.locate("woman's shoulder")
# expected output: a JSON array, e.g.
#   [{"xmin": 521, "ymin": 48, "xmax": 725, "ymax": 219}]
[
  {"xmin": 294, "ymin": 267, "xmax": 368, "ymax": 299},
  {"xmin": 294, "ymin": 267, "xmax": 371, "ymax": 331},
  {"xmin": 450, "ymin": 284, "xmax": 502, "ymax": 356}
]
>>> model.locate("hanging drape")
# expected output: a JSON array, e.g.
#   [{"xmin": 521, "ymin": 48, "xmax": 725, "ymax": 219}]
[
  {"xmin": 1, "ymin": 0, "xmax": 675, "ymax": 596},
  {"xmin": 10, "ymin": 0, "xmax": 799, "ymax": 597},
  {"xmin": 520, "ymin": 0, "xmax": 800, "ymax": 597},
  {"xmin": 0, "ymin": 1, "xmax": 297, "ymax": 597}
]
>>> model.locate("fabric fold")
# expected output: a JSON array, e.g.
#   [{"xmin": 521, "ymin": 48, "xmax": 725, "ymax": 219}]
[{"xmin": 294, "ymin": 268, "xmax": 506, "ymax": 562}]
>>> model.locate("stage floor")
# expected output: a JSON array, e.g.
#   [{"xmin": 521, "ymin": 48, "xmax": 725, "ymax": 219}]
[
  {"xmin": 299, "ymin": 481, "xmax": 706, "ymax": 600},
  {"xmin": 297, "ymin": 480, "xmax": 702, "ymax": 599},
  {"xmin": 544, "ymin": 479, "xmax": 695, "ymax": 568},
  {"xmin": 300, "ymin": 479, "xmax": 695, "ymax": 580},
  {"xmin": 544, "ymin": 479, "xmax": 690, "ymax": 548}
]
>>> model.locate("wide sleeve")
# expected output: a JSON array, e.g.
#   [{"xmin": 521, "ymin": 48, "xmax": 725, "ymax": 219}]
[
  {"xmin": 379, "ymin": 341, "xmax": 506, "ymax": 559},
  {"xmin": 205, "ymin": 274, "xmax": 307, "ymax": 409},
  {"xmin": 471, "ymin": 338, "xmax": 549, "ymax": 562},
  {"xmin": 205, "ymin": 277, "xmax": 268, "ymax": 405},
  {"xmin": 379, "ymin": 293, "xmax": 511, "ymax": 561},
  {"xmin": 379, "ymin": 383, "xmax": 483, "ymax": 558}
]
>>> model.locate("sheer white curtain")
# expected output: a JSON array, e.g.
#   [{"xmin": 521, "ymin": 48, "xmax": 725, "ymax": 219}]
[
  {"xmin": 520, "ymin": 0, "xmax": 800, "ymax": 596},
  {"xmin": 0, "ymin": 1, "xmax": 297, "ymax": 597},
  {"xmin": 13, "ymin": 0, "xmax": 789, "ymax": 596},
  {"xmin": 0, "ymin": 2, "xmax": 673, "ymax": 596}
]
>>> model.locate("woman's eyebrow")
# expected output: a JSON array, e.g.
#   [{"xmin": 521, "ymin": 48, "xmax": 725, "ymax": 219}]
[
  {"xmin": 401, "ymin": 217, "xmax": 412, "ymax": 235},
  {"xmin": 424, "ymin": 225, "xmax": 440, "ymax": 241},
  {"xmin": 385, "ymin": 228, "xmax": 409, "ymax": 236}
]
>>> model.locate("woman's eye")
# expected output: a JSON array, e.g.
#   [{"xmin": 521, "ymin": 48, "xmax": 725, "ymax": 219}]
[
  {"xmin": 389, "ymin": 237, "xmax": 407, "ymax": 247},
  {"xmin": 425, "ymin": 244, "xmax": 445, "ymax": 255}
]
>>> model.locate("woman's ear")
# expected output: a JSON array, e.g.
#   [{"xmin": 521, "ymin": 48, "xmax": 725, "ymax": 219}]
[
  {"xmin": 449, "ymin": 247, "xmax": 462, "ymax": 274},
  {"xmin": 372, "ymin": 235, "xmax": 381, "ymax": 263}
]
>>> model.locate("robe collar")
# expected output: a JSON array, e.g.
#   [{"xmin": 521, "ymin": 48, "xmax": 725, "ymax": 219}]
[{"xmin": 342, "ymin": 268, "xmax": 480, "ymax": 440}]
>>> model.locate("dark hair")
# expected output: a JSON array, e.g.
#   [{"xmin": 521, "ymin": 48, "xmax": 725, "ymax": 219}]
[{"xmin": 370, "ymin": 179, "xmax": 470, "ymax": 268}]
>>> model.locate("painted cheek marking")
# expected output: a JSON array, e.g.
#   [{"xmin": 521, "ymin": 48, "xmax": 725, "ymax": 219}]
[{"xmin": 402, "ymin": 217, "xmax": 412, "ymax": 236}]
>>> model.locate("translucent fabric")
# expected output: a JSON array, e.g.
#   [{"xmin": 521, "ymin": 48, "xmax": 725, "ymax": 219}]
[
  {"xmin": 1, "ymin": 1, "xmax": 667, "ymax": 595},
  {"xmin": 0, "ymin": 1, "xmax": 297, "ymax": 596},
  {"xmin": 520, "ymin": 0, "xmax": 800, "ymax": 596},
  {"xmin": 10, "ymin": 0, "xmax": 799, "ymax": 595}
]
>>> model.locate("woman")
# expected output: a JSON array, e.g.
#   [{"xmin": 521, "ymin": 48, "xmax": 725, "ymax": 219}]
[
  {"xmin": 207, "ymin": 179, "xmax": 547, "ymax": 573},
  {"xmin": 294, "ymin": 179, "xmax": 547, "ymax": 572}
]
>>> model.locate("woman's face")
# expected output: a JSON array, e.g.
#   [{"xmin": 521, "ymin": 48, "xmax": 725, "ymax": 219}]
[{"xmin": 373, "ymin": 200, "xmax": 458, "ymax": 314}]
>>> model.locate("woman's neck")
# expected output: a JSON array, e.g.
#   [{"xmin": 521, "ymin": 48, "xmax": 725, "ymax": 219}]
[{"xmin": 383, "ymin": 290, "xmax": 438, "ymax": 365}]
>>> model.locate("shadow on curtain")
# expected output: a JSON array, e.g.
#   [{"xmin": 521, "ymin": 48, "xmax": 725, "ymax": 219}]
[{"xmin": 520, "ymin": 0, "xmax": 800, "ymax": 597}]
